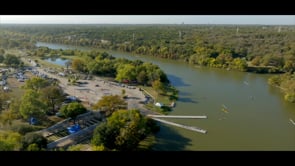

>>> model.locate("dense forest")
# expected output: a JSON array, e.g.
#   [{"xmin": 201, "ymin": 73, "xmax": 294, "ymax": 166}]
[
  {"xmin": 1, "ymin": 24, "xmax": 295, "ymax": 102},
  {"xmin": 1, "ymin": 24, "xmax": 295, "ymax": 73}
]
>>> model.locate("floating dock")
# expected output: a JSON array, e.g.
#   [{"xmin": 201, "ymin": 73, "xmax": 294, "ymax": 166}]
[
  {"xmin": 147, "ymin": 115, "xmax": 207, "ymax": 119},
  {"xmin": 151, "ymin": 117, "xmax": 207, "ymax": 134}
]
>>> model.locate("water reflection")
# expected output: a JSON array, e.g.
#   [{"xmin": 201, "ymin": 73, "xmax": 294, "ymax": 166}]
[
  {"xmin": 152, "ymin": 124, "xmax": 192, "ymax": 151},
  {"xmin": 178, "ymin": 97, "xmax": 198, "ymax": 104},
  {"xmin": 167, "ymin": 74, "xmax": 191, "ymax": 87},
  {"xmin": 44, "ymin": 57, "xmax": 69, "ymax": 66}
]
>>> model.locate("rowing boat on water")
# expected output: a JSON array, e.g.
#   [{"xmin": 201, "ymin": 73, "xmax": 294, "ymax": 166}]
[{"xmin": 290, "ymin": 118, "xmax": 295, "ymax": 125}]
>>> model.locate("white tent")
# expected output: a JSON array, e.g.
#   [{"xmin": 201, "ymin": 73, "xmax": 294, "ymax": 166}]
[{"xmin": 155, "ymin": 102, "xmax": 163, "ymax": 107}]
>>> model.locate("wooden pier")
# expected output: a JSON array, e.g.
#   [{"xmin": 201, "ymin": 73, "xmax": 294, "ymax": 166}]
[
  {"xmin": 151, "ymin": 117, "xmax": 207, "ymax": 134},
  {"xmin": 147, "ymin": 115, "xmax": 207, "ymax": 119}
]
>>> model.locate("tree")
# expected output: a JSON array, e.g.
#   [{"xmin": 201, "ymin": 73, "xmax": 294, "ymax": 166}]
[
  {"xmin": 231, "ymin": 58, "xmax": 248, "ymax": 71},
  {"xmin": 136, "ymin": 70, "xmax": 148, "ymax": 85},
  {"xmin": 92, "ymin": 95, "xmax": 127, "ymax": 117},
  {"xmin": 91, "ymin": 109, "xmax": 159, "ymax": 151},
  {"xmin": 40, "ymin": 85, "xmax": 65, "ymax": 114},
  {"xmin": 59, "ymin": 102, "xmax": 87, "ymax": 119},
  {"xmin": 152, "ymin": 79, "xmax": 165, "ymax": 96},
  {"xmin": 22, "ymin": 133, "xmax": 47, "ymax": 151},
  {"xmin": 27, "ymin": 143, "xmax": 40, "ymax": 151},
  {"xmin": 22, "ymin": 77, "xmax": 50, "ymax": 92},
  {"xmin": 0, "ymin": 110, "xmax": 17, "ymax": 126},
  {"xmin": 115, "ymin": 64, "xmax": 136, "ymax": 82},
  {"xmin": 121, "ymin": 89, "xmax": 126, "ymax": 96},
  {"xmin": 19, "ymin": 90, "xmax": 46, "ymax": 120},
  {"xmin": 0, "ymin": 92, "xmax": 10, "ymax": 112},
  {"xmin": 283, "ymin": 60, "xmax": 295, "ymax": 73},
  {"xmin": 0, "ymin": 48, "xmax": 5, "ymax": 55},
  {"xmin": 0, "ymin": 131, "xmax": 22, "ymax": 151},
  {"xmin": 0, "ymin": 54, "xmax": 4, "ymax": 63},
  {"xmin": 71, "ymin": 59, "xmax": 86, "ymax": 72},
  {"xmin": 251, "ymin": 56, "xmax": 262, "ymax": 66},
  {"xmin": 3, "ymin": 54, "xmax": 21, "ymax": 67},
  {"xmin": 268, "ymin": 75, "xmax": 281, "ymax": 86}
]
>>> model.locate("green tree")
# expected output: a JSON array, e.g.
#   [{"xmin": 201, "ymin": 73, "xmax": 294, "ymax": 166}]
[
  {"xmin": 283, "ymin": 60, "xmax": 295, "ymax": 73},
  {"xmin": 22, "ymin": 133, "xmax": 47, "ymax": 151},
  {"xmin": 92, "ymin": 95, "xmax": 127, "ymax": 117},
  {"xmin": 71, "ymin": 59, "xmax": 86, "ymax": 72},
  {"xmin": 136, "ymin": 70, "xmax": 148, "ymax": 85},
  {"xmin": 231, "ymin": 58, "xmax": 248, "ymax": 71},
  {"xmin": 115, "ymin": 64, "xmax": 136, "ymax": 82},
  {"xmin": 0, "ymin": 48, "xmax": 5, "ymax": 55},
  {"xmin": 19, "ymin": 90, "xmax": 46, "ymax": 120},
  {"xmin": 0, "ymin": 92, "xmax": 10, "ymax": 112},
  {"xmin": 0, "ymin": 131, "xmax": 22, "ymax": 151},
  {"xmin": 251, "ymin": 56, "xmax": 262, "ymax": 66},
  {"xmin": 284, "ymin": 93, "xmax": 295, "ymax": 103},
  {"xmin": 91, "ymin": 109, "xmax": 159, "ymax": 151},
  {"xmin": 0, "ymin": 110, "xmax": 17, "ymax": 126},
  {"xmin": 152, "ymin": 79, "xmax": 165, "ymax": 97},
  {"xmin": 59, "ymin": 102, "xmax": 87, "ymax": 119},
  {"xmin": 67, "ymin": 144, "xmax": 83, "ymax": 151},
  {"xmin": 27, "ymin": 143, "xmax": 40, "ymax": 151},
  {"xmin": 22, "ymin": 77, "xmax": 50, "ymax": 92},
  {"xmin": 7, "ymin": 98, "xmax": 21, "ymax": 119},
  {"xmin": 268, "ymin": 75, "xmax": 281, "ymax": 86},
  {"xmin": 40, "ymin": 85, "xmax": 65, "ymax": 114},
  {"xmin": 121, "ymin": 89, "xmax": 126, "ymax": 97},
  {"xmin": 0, "ymin": 54, "xmax": 4, "ymax": 63},
  {"xmin": 3, "ymin": 54, "xmax": 21, "ymax": 67}
]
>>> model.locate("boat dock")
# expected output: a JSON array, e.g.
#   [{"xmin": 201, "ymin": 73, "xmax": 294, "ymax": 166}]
[
  {"xmin": 151, "ymin": 118, "xmax": 207, "ymax": 134},
  {"xmin": 147, "ymin": 115, "xmax": 207, "ymax": 119}
]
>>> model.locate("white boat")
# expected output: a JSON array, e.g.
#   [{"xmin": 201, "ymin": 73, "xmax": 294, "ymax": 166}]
[
  {"xmin": 170, "ymin": 101, "xmax": 176, "ymax": 107},
  {"xmin": 290, "ymin": 118, "xmax": 295, "ymax": 125}
]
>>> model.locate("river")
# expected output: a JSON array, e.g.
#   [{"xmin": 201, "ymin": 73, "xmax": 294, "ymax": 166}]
[{"xmin": 36, "ymin": 42, "xmax": 295, "ymax": 151}]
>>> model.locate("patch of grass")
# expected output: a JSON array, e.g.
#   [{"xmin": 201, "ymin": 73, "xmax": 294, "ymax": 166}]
[
  {"xmin": 11, "ymin": 123, "xmax": 45, "ymax": 135},
  {"xmin": 6, "ymin": 77, "xmax": 26, "ymax": 98},
  {"xmin": 139, "ymin": 85, "xmax": 178, "ymax": 106},
  {"xmin": 61, "ymin": 55, "xmax": 83, "ymax": 60},
  {"xmin": 47, "ymin": 115, "xmax": 64, "ymax": 124},
  {"xmin": 144, "ymin": 103, "xmax": 170, "ymax": 115},
  {"xmin": 137, "ymin": 134, "xmax": 156, "ymax": 151}
]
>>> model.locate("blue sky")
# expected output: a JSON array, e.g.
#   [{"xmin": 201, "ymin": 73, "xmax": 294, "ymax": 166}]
[{"xmin": 1, "ymin": 15, "xmax": 294, "ymax": 25}]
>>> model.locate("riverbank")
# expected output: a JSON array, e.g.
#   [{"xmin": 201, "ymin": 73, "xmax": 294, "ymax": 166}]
[{"xmin": 35, "ymin": 42, "xmax": 295, "ymax": 151}]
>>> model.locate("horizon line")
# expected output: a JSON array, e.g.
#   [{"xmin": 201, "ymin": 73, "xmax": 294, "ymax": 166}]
[{"xmin": 1, "ymin": 23, "xmax": 294, "ymax": 26}]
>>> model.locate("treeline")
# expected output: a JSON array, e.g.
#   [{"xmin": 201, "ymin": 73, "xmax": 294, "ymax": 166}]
[
  {"xmin": 0, "ymin": 49, "xmax": 24, "ymax": 67},
  {"xmin": 1, "ymin": 24, "xmax": 295, "ymax": 73},
  {"xmin": 0, "ymin": 29, "xmax": 35, "ymax": 49},
  {"xmin": 268, "ymin": 73, "xmax": 295, "ymax": 103},
  {"xmin": 30, "ymin": 47, "xmax": 170, "ymax": 86}
]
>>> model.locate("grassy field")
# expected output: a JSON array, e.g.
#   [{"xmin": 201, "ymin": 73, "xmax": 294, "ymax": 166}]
[
  {"xmin": 139, "ymin": 85, "xmax": 178, "ymax": 106},
  {"xmin": 137, "ymin": 134, "xmax": 156, "ymax": 151},
  {"xmin": 138, "ymin": 85, "xmax": 178, "ymax": 115}
]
